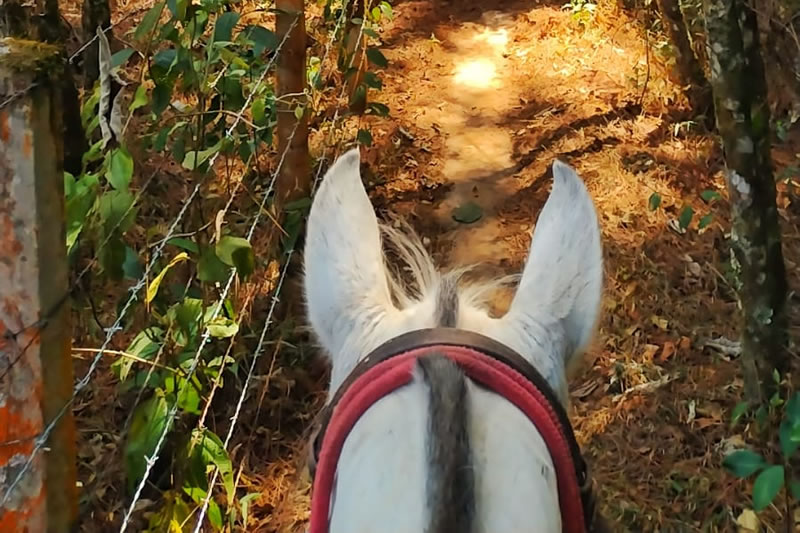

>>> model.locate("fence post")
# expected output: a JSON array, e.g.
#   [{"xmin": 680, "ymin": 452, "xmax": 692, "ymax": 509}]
[{"xmin": 0, "ymin": 38, "xmax": 78, "ymax": 532}]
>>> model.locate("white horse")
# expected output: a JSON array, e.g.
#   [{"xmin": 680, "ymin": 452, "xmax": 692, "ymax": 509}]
[{"xmin": 303, "ymin": 148, "xmax": 603, "ymax": 533}]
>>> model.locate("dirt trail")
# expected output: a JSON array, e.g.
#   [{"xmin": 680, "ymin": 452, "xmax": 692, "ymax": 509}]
[{"xmin": 423, "ymin": 11, "xmax": 521, "ymax": 267}]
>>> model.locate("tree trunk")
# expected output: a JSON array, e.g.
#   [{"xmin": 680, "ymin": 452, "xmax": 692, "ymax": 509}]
[
  {"xmin": 702, "ymin": 0, "xmax": 789, "ymax": 402},
  {"xmin": 81, "ymin": 0, "xmax": 112, "ymax": 88},
  {"xmin": 275, "ymin": 0, "xmax": 310, "ymax": 207},
  {"xmin": 655, "ymin": 0, "xmax": 712, "ymax": 115},
  {"xmin": 344, "ymin": 0, "xmax": 367, "ymax": 114},
  {"xmin": 273, "ymin": 0, "xmax": 310, "ymax": 337}
]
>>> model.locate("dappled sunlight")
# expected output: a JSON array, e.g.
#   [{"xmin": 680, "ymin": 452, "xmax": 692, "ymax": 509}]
[
  {"xmin": 475, "ymin": 28, "xmax": 509, "ymax": 49},
  {"xmin": 452, "ymin": 57, "xmax": 500, "ymax": 89}
]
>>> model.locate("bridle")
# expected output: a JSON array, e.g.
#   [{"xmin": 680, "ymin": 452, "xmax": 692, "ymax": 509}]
[{"xmin": 307, "ymin": 328, "xmax": 600, "ymax": 533}]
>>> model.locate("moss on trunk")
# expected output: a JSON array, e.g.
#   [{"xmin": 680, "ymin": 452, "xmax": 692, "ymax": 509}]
[{"xmin": 702, "ymin": 0, "xmax": 789, "ymax": 402}]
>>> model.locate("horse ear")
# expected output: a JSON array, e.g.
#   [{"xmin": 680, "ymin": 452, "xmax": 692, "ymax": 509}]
[
  {"xmin": 501, "ymin": 160, "xmax": 603, "ymax": 369},
  {"xmin": 303, "ymin": 149, "xmax": 396, "ymax": 362}
]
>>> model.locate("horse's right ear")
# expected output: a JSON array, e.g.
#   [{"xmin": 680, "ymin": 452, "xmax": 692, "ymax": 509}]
[
  {"xmin": 500, "ymin": 160, "xmax": 603, "ymax": 370},
  {"xmin": 303, "ymin": 149, "xmax": 396, "ymax": 365}
]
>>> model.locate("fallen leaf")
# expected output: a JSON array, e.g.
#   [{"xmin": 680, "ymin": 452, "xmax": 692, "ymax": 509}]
[
  {"xmin": 678, "ymin": 336, "xmax": 691, "ymax": 351},
  {"xmin": 642, "ymin": 344, "xmax": 659, "ymax": 361},
  {"xmin": 651, "ymin": 315, "xmax": 669, "ymax": 331},
  {"xmin": 686, "ymin": 399, "xmax": 697, "ymax": 424},
  {"xmin": 735, "ymin": 509, "xmax": 759, "ymax": 532},
  {"xmin": 452, "ymin": 201, "xmax": 483, "ymax": 224},
  {"xmin": 658, "ymin": 341, "xmax": 676, "ymax": 362}
]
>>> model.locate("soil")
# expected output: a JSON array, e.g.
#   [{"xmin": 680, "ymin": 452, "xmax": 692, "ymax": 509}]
[{"xmin": 60, "ymin": 0, "xmax": 800, "ymax": 531}]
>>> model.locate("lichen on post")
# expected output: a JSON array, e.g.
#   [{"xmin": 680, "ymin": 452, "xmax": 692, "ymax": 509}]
[
  {"xmin": 0, "ymin": 37, "xmax": 77, "ymax": 533},
  {"xmin": 702, "ymin": 0, "xmax": 789, "ymax": 402}
]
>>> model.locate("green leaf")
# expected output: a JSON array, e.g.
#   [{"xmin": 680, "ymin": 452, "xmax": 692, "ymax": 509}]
[
  {"xmin": 198, "ymin": 247, "xmax": 231, "ymax": 283},
  {"xmin": 98, "ymin": 189, "xmax": 136, "ymax": 234},
  {"xmin": 366, "ymin": 47, "xmax": 388, "ymax": 68},
  {"xmin": 122, "ymin": 245, "xmax": 144, "ymax": 280},
  {"xmin": 213, "ymin": 12, "xmax": 240, "ymax": 43},
  {"xmin": 182, "ymin": 140, "xmax": 223, "ymax": 170},
  {"xmin": 350, "ymin": 83, "xmax": 366, "ymax": 109},
  {"xmin": 166, "ymin": 237, "xmax": 199, "ymax": 254},
  {"xmin": 106, "ymin": 147, "xmax": 134, "ymax": 191},
  {"xmin": 111, "ymin": 48, "xmax": 135, "ymax": 70},
  {"xmin": 215, "ymin": 236, "xmax": 255, "ymax": 278},
  {"xmin": 188, "ymin": 429, "xmax": 236, "ymax": 505},
  {"xmin": 357, "ymin": 128, "xmax": 373, "ymax": 146},
  {"xmin": 371, "ymin": 6, "xmax": 381, "ymax": 21},
  {"xmin": 284, "ymin": 197, "xmax": 312, "ymax": 212},
  {"xmin": 125, "ymin": 392, "xmax": 169, "ymax": 493},
  {"xmin": 166, "ymin": 0, "xmax": 188, "ymax": 20},
  {"xmin": 82, "ymin": 139, "xmax": 105, "ymax": 166},
  {"xmin": 367, "ymin": 102, "xmax": 390, "ymax": 117},
  {"xmin": 648, "ymin": 192, "xmax": 661, "ymax": 210},
  {"xmin": 790, "ymin": 479, "xmax": 800, "ymax": 500},
  {"xmin": 166, "ymin": 374, "xmax": 201, "ymax": 414},
  {"xmin": 723, "ymin": 449, "xmax": 766, "ymax": 478},
  {"xmin": 364, "ymin": 71, "xmax": 382, "ymax": 89},
  {"xmin": 730, "ymin": 401, "xmax": 749, "ymax": 428},
  {"xmin": 114, "ymin": 327, "xmax": 164, "ymax": 382},
  {"xmin": 129, "ymin": 85, "xmax": 148, "ymax": 112},
  {"xmin": 752, "ymin": 465, "xmax": 784, "ymax": 511},
  {"xmin": 452, "ymin": 201, "xmax": 483, "ymax": 224},
  {"xmin": 207, "ymin": 317, "xmax": 239, "ymax": 338},
  {"xmin": 779, "ymin": 419, "xmax": 800, "ymax": 457},
  {"xmin": 678, "ymin": 206, "xmax": 694, "ymax": 230},
  {"xmin": 379, "ymin": 1, "xmax": 393, "ymax": 19},
  {"xmin": 239, "ymin": 493, "xmax": 260, "ymax": 527},
  {"xmin": 698, "ymin": 213, "xmax": 713, "ymax": 229},
  {"xmin": 146, "ymin": 252, "xmax": 189, "ymax": 304},
  {"xmin": 152, "ymin": 48, "xmax": 177, "ymax": 73},
  {"xmin": 700, "ymin": 189, "xmax": 721, "ymax": 203},
  {"xmin": 244, "ymin": 25, "xmax": 277, "ymax": 55},
  {"xmin": 152, "ymin": 81, "xmax": 173, "ymax": 115},
  {"xmin": 252, "ymin": 97, "xmax": 267, "ymax": 126},
  {"xmin": 134, "ymin": 2, "xmax": 165, "ymax": 40},
  {"xmin": 786, "ymin": 391, "xmax": 800, "ymax": 423}
]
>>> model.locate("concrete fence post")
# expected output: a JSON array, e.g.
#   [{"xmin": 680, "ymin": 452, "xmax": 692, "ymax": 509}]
[{"xmin": 0, "ymin": 38, "xmax": 78, "ymax": 532}]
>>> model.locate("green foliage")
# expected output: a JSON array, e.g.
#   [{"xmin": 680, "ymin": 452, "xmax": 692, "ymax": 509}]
[
  {"xmin": 68, "ymin": 0, "xmax": 395, "ymax": 528},
  {"xmin": 724, "ymin": 388, "xmax": 800, "ymax": 514},
  {"xmin": 562, "ymin": 0, "xmax": 596, "ymax": 27},
  {"xmin": 646, "ymin": 189, "xmax": 722, "ymax": 231}
]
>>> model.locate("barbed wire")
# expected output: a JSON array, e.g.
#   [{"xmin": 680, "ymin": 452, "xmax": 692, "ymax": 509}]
[
  {"xmin": 116, "ymin": 23, "xmax": 304, "ymax": 533},
  {"xmin": 0, "ymin": 14, "xmax": 300, "ymax": 511},
  {"xmin": 189, "ymin": 4, "xmax": 373, "ymax": 529}
]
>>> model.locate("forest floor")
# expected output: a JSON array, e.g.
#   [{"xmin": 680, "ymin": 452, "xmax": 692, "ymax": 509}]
[{"xmin": 62, "ymin": 0, "xmax": 800, "ymax": 531}]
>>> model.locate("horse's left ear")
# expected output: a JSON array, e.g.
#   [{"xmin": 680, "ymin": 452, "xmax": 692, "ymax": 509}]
[
  {"xmin": 500, "ymin": 160, "xmax": 603, "ymax": 371},
  {"xmin": 303, "ymin": 148, "xmax": 396, "ymax": 361}
]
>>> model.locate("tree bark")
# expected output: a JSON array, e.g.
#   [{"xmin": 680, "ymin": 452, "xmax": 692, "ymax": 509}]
[
  {"xmin": 655, "ymin": 0, "xmax": 712, "ymax": 115},
  {"xmin": 80, "ymin": 0, "xmax": 112, "ymax": 88},
  {"xmin": 702, "ymin": 0, "xmax": 789, "ymax": 402},
  {"xmin": 344, "ymin": 0, "xmax": 367, "ymax": 114},
  {"xmin": 275, "ymin": 0, "xmax": 310, "ymax": 207}
]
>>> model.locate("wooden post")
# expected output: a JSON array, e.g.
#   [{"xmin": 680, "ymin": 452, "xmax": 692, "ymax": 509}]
[{"xmin": 0, "ymin": 38, "xmax": 78, "ymax": 532}]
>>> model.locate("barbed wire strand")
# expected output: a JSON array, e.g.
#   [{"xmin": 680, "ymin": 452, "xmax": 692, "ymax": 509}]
[
  {"xmin": 0, "ymin": 15, "xmax": 299, "ymax": 510},
  {"xmin": 118, "ymin": 114, "xmax": 302, "ymax": 533},
  {"xmin": 190, "ymin": 5, "xmax": 372, "ymax": 529}
]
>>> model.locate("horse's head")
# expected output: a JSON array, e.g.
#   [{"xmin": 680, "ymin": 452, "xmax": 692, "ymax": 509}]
[
  {"xmin": 304, "ymin": 148, "xmax": 602, "ymax": 404},
  {"xmin": 303, "ymin": 148, "xmax": 603, "ymax": 533}
]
